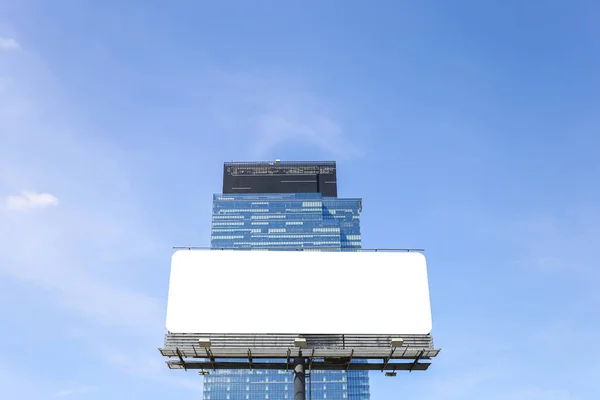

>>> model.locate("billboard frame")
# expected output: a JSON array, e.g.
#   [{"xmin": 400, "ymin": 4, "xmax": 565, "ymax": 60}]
[{"xmin": 159, "ymin": 333, "xmax": 439, "ymax": 372}]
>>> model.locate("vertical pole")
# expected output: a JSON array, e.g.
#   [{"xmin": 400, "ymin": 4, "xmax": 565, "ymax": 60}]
[{"xmin": 294, "ymin": 357, "xmax": 306, "ymax": 400}]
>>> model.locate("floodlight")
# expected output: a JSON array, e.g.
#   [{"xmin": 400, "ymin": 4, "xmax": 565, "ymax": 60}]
[
  {"xmin": 390, "ymin": 338, "xmax": 404, "ymax": 347},
  {"xmin": 294, "ymin": 338, "xmax": 307, "ymax": 348},
  {"xmin": 198, "ymin": 338, "xmax": 212, "ymax": 348}
]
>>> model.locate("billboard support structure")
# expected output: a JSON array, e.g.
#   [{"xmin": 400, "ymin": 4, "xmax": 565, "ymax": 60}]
[
  {"xmin": 294, "ymin": 356, "xmax": 306, "ymax": 400},
  {"xmin": 160, "ymin": 249, "xmax": 440, "ymax": 377}
]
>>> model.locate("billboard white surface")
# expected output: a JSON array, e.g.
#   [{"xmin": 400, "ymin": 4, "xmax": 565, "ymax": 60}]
[{"xmin": 166, "ymin": 250, "xmax": 432, "ymax": 335}]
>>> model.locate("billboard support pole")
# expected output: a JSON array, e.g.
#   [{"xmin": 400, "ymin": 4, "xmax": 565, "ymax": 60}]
[{"xmin": 293, "ymin": 356, "xmax": 306, "ymax": 400}]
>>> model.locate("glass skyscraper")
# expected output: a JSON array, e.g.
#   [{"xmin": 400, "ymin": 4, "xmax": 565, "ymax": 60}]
[{"xmin": 204, "ymin": 162, "xmax": 370, "ymax": 400}]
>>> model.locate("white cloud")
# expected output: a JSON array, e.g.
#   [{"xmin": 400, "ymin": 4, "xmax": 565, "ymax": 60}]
[
  {"xmin": 0, "ymin": 37, "xmax": 20, "ymax": 50},
  {"xmin": 4, "ymin": 191, "xmax": 59, "ymax": 212},
  {"xmin": 0, "ymin": 194, "xmax": 163, "ymax": 334}
]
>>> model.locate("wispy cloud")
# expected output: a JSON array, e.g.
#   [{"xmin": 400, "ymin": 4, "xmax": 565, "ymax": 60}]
[
  {"xmin": 393, "ymin": 359, "xmax": 583, "ymax": 400},
  {"xmin": 205, "ymin": 71, "xmax": 363, "ymax": 159},
  {"xmin": 4, "ymin": 191, "xmax": 59, "ymax": 212},
  {"xmin": 96, "ymin": 348, "xmax": 204, "ymax": 392},
  {"xmin": 509, "ymin": 387, "xmax": 580, "ymax": 400},
  {"xmin": 0, "ymin": 29, "xmax": 199, "ymax": 396},
  {"xmin": 0, "ymin": 47, "xmax": 162, "ymax": 332},
  {"xmin": 0, "ymin": 176, "xmax": 164, "ymax": 335},
  {"xmin": 0, "ymin": 360, "xmax": 44, "ymax": 399},
  {"xmin": 254, "ymin": 106, "xmax": 362, "ymax": 160},
  {"xmin": 0, "ymin": 37, "xmax": 20, "ymax": 50},
  {"xmin": 52, "ymin": 384, "xmax": 99, "ymax": 398},
  {"xmin": 513, "ymin": 210, "xmax": 599, "ymax": 275}
]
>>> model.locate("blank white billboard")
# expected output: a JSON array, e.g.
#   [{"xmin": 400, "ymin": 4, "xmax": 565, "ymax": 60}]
[{"xmin": 166, "ymin": 250, "xmax": 432, "ymax": 335}]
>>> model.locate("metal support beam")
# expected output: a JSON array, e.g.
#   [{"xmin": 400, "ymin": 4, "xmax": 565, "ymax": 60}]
[
  {"xmin": 382, "ymin": 347, "xmax": 396, "ymax": 371},
  {"xmin": 205, "ymin": 348, "xmax": 216, "ymax": 371},
  {"xmin": 346, "ymin": 349, "xmax": 354, "ymax": 371},
  {"xmin": 175, "ymin": 348, "xmax": 186, "ymax": 371},
  {"xmin": 409, "ymin": 350, "xmax": 425, "ymax": 373},
  {"xmin": 167, "ymin": 360, "xmax": 431, "ymax": 371}
]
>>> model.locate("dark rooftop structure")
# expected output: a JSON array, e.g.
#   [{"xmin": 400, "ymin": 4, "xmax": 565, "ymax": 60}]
[{"xmin": 222, "ymin": 160, "xmax": 338, "ymax": 197}]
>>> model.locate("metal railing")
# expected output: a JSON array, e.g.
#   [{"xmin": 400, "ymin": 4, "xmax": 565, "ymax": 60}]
[{"xmin": 172, "ymin": 246, "xmax": 425, "ymax": 252}]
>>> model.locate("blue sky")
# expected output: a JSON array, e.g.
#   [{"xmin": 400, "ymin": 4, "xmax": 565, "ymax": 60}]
[{"xmin": 1, "ymin": 0, "xmax": 599, "ymax": 399}]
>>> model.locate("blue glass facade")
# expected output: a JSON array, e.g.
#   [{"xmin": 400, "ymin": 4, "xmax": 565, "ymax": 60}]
[
  {"xmin": 211, "ymin": 193, "xmax": 361, "ymax": 250},
  {"xmin": 205, "ymin": 192, "xmax": 369, "ymax": 400},
  {"xmin": 203, "ymin": 369, "xmax": 368, "ymax": 400}
]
